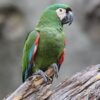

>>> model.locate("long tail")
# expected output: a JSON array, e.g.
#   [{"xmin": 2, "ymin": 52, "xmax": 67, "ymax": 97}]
[{"xmin": 22, "ymin": 64, "xmax": 33, "ymax": 82}]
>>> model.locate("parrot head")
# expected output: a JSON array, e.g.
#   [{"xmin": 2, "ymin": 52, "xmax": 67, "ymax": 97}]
[{"xmin": 37, "ymin": 4, "xmax": 73, "ymax": 27}]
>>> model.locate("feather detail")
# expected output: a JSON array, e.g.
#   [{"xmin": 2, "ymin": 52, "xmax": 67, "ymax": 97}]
[
  {"xmin": 31, "ymin": 33, "xmax": 40, "ymax": 64},
  {"xmin": 23, "ymin": 32, "xmax": 40, "ymax": 82},
  {"xmin": 57, "ymin": 39, "xmax": 65, "ymax": 71},
  {"xmin": 58, "ymin": 50, "xmax": 64, "ymax": 65}
]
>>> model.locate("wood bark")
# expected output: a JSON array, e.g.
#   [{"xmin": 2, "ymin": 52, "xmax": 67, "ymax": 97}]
[{"xmin": 4, "ymin": 64, "xmax": 100, "ymax": 100}]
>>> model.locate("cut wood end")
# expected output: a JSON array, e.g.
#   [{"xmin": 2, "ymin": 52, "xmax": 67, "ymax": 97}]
[
  {"xmin": 95, "ymin": 73, "xmax": 100, "ymax": 80},
  {"xmin": 13, "ymin": 95, "xmax": 22, "ymax": 100}
]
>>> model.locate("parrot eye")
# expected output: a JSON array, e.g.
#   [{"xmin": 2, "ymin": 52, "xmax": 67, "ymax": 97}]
[
  {"xmin": 56, "ymin": 8, "xmax": 66, "ymax": 20},
  {"xmin": 59, "ymin": 8, "xmax": 63, "ymax": 12},
  {"xmin": 56, "ymin": 8, "xmax": 65, "ymax": 13}
]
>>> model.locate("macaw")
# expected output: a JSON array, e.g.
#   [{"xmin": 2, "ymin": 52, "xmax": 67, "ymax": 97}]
[{"xmin": 22, "ymin": 4, "xmax": 73, "ymax": 82}]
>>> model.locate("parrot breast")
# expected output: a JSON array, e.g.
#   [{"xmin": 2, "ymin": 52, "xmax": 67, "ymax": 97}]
[{"xmin": 33, "ymin": 28, "xmax": 65, "ymax": 72}]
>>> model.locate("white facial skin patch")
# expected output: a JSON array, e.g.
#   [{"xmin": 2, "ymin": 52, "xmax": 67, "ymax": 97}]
[{"xmin": 56, "ymin": 8, "xmax": 66, "ymax": 20}]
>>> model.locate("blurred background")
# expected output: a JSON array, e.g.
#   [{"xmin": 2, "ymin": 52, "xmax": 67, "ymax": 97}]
[{"xmin": 0, "ymin": 0, "xmax": 100, "ymax": 99}]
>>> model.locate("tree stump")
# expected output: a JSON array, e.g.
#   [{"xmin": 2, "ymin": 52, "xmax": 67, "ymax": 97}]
[{"xmin": 4, "ymin": 64, "xmax": 100, "ymax": 100}]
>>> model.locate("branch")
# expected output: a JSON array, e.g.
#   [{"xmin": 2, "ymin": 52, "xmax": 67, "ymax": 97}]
[
  {"xmin": 5, "ymin": 67, "xmax": 54, "ymax": 100},
  {"xmin": 4, "ymin": 65, "xmax": 100, "ymax": 100}
]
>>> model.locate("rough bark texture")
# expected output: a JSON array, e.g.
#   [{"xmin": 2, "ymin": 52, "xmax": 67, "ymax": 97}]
[{"xmin": 4, "ymin": 64, "xmax": 100, "ymax": 100}]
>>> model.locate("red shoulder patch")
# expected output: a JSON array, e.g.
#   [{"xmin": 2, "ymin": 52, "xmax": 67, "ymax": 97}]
[
  {"xmin": 30, "ymin": 32, "xmax": 40, "ymax": 64},
  {"xmin": 58, "ymin": 50, "xmax": 64, "ymax": 65}
]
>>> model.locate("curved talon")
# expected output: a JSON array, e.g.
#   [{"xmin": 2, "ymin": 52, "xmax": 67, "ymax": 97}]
[
  {"xmin": 51, "ymin": 63, "xmax": 59, "ymax": 78},
  {"xmin": 33, "ymin": 70, "xmax": 51, "ymax": 82}
]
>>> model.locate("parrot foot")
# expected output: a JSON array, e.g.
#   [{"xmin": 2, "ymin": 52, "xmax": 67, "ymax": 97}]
[
  {"xmin": 33, "ymin": 70, "xmax": 51, "ymax": 83},
  {"xmin": 51, "ymin": 63, "xmax": 59, "ymax": 78}
]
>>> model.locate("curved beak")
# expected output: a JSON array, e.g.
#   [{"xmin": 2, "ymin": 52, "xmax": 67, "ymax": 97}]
[{"xmin": 61, "ymin": 11, "xmax": 73, "ymax": 25}]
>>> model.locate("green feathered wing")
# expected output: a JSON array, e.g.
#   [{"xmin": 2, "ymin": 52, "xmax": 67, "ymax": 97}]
[{"xmin": 22, "ymin": 31, "xmax": 38, "ymax": 82}]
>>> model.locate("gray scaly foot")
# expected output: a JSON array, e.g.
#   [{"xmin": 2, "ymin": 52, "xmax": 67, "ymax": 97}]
[
  {"xmin": 33, "ymin": 70, "xmax": 50, "ymax": 82},
  {"xmin": 51, "ymin": 63, "xmax": 59, "ymax": 78}
]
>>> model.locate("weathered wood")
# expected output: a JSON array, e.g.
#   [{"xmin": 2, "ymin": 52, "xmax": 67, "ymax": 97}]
[
  {"xmin": 4, "ymin": 64, "xmax": 100, "ymax": 100},
  {"xmin": 49, "ymin": 65, "xmax": 100, "ymax": 100},
  {"xmin": 5, "ymin": 67, "xmax": 54, "ymax": 100}
]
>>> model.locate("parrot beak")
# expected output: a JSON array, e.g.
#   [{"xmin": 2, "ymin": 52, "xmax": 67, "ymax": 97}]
[{"xmin": 61, "ymin": 11, "xmax": 73, "ymax": 25}]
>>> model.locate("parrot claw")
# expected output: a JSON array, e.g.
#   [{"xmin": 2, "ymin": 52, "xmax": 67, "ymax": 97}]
[
  {"xmin": 51, "ymin": 63, "xmax": 59, "ymax": 78},
  {"xmin": 33, "ymin": 70, "xmax": 51, "ymax": 83}
]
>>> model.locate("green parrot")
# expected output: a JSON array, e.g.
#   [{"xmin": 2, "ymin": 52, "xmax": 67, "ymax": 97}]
[{"xmin": 22, "ymin": 4, "xmax": 73, "ymax": 82}]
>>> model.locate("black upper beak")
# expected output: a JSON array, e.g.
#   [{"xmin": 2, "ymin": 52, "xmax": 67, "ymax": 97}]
[{"xmin": 61, "ymin": 11, "xmax": 73, "ymax": 25}]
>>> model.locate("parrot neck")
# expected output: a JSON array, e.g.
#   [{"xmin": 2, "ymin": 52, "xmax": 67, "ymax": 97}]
[{"xmin": 36, "ymin": 14, "xmax": 63, "ymax": 31}]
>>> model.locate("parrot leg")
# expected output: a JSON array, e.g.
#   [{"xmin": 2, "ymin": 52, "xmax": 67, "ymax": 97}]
[
  {"xmin": 33, "ymin": 70, "xmax": 50, "ymax": 82},
  {"xmin": 51, "ymin": 63, "xmax": 59, "ymax": 78}
]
